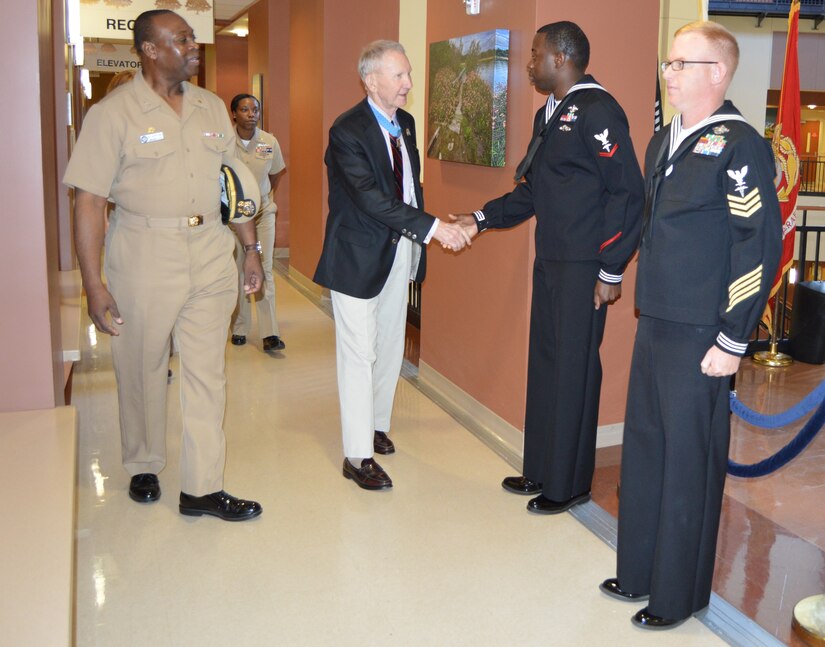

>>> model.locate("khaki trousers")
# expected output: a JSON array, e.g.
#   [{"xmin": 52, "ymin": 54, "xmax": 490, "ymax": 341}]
[
  {"xmin": 105, "ymin": 212, "xmax": 237, "ymax": 495},
  {"xmin": 232, "ymin": 209, "xmax": 279, "ymax": 339},
  {"xmin": 331, "ymin": 237, "xmax": 412, "ymax": 460}
]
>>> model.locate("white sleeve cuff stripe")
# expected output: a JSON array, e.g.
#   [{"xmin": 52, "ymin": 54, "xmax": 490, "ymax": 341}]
[
  {"xmin": 717, "ymin": 332, "xmax": 747, "ymax": 355},
  {"xmin": 473, "ymin": 210, "xmax": 486, "ymax": 222},
  {"xmin": 598, "ymin": 269, "xmax": 623, "ymax": 284}
]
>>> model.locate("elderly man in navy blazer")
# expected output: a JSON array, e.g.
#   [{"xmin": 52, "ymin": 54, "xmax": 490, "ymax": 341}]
[{"xmin": 314, "ymin": 40, "xmax": 470, "ymax": 490}]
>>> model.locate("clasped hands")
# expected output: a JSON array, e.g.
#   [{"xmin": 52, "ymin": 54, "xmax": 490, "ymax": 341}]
[{"xmin": 432, "ymin": 213, "xmax": 480, "ymax": 252}]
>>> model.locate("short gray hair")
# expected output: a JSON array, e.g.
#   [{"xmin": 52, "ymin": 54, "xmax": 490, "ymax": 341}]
[{"xmin": 358, "ymin": 40, "xmax": 406, "ymax": 80}]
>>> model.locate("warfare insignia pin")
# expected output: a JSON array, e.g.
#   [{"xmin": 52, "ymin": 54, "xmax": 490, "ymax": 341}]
[
  {"xmin": 713, "ymin": 124, "xmax": 729, "ymax": 135},
  {"xmin": 559, "ymin": 124, "xmax": 572, "ymax": 132}
]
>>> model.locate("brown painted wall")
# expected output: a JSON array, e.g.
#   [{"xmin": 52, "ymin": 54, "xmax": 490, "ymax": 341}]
[
  {"xmin": 0, "ymin": 0, "xmax": 63, "ymax": 411},
  {"xmin": 421, "ymin": 1, "xmax": 537, "ymax": 428},
  {"xmin": 248, "ymin": 0, "xmax": 291, "ymax": 248},
  {"xmin": 215, "ymin": 34, "xmax": 249, "ymax": 115},
  {"xmin": 288, "ymin": 0, "xmax": 400, "ymax": 280},
  {"xmin": 288, "ymin": 0, "xmax": 326, "ymax": 279},
  {"xmin": 422, "ymin": 1, "xmax": 659, "ymax": 427}
]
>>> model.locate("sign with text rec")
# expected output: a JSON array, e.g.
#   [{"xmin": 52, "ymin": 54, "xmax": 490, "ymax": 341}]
[
  {"xmin": 83, "ymin": 43, "xmax": 141, "ymax": 73},
  {"xmin": 79, "ymin": 0, "xmax": 214, "ymax": 45}
]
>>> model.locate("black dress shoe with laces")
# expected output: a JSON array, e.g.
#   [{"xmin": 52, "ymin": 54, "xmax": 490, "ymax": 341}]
[
  {"xmin": 179, "ymin": 490, "xmax": 262, "ymax": 521},
  {"xmin": 373, "ymin": 431, "xmax": 395, "ymax": 455},
  {"xmin": 631, "ymin": 607, "xmax": 688, "ymax": 630},
  {"xmin": 599, "ymin": 578, "xmax": 650, "ymax": 602},
  {"xmin": 129, "ymin": 473, "xmax": 160, "ymax": 503},
  {"xmin": 526, "ymin": 491, "xmax": 591, "ymax": 514},
  {"xmin": 343, "ymin": 458, "xmax": 392, "ymax": 490},
  {"xmin": 501, "ymin": 475, "xmax": 542, "ymax": 495},
  {"xmin": 231, "ymin": 335, "xmax": 246, "ymax": 346},
  {"xmin": 262, "ymin": 336, "xmax": 286, "ymax": 352}
]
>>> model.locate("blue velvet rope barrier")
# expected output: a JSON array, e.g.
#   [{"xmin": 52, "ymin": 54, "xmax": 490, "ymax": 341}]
[
  {"xmin": 727, "ymin": 381, "xmax": 825, "ymax": 478},
  {"xmin": 729, "ymin": 377, "xmax": 825, "ymax": 428}
]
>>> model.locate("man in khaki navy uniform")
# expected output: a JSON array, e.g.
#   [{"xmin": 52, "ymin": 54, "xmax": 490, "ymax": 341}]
[
  {"xmin": 600, "ymin": 22, "xmax": 781, "ymax": 628},
  {"xmin": 65, "ymin": 9, "xmax": 264, "ymax": 522}
]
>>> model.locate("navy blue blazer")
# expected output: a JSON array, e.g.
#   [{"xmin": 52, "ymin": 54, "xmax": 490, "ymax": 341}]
[{"xmin": 313, "ymin": 99, "xmax": 435, "ymax": 299}]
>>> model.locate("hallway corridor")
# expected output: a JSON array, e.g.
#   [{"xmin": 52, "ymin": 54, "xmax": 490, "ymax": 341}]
[{"xmin": 71, "ymin": 272, "xmax": 724, "ymax": 646}]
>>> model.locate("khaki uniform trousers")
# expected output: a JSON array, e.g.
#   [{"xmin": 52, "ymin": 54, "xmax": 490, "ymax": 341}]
[
  {"xmin": 331, "ymin": 237, "xmax": 412, "ymax": 460},
  {"xmin": 232, "ymin": 208, "xmax": 279, "ymax": 339},
  {"xmin": 105, "ymin": 211, "xmax": 237, "ymax": 496}
]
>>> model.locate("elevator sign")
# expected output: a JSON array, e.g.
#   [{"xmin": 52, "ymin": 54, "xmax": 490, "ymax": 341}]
[
  {"xmin": 79, "ymin": 0, "xmax": 215, "ymax": 45},
  {"xmin": 83, "ymin": 43, "xmax": 141, "ymax": 73}
]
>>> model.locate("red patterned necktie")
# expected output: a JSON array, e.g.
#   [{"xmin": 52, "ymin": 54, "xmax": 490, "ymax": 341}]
[{"xmin": 389, "ymin": 134, "xmax": 404, "ymax": 200}]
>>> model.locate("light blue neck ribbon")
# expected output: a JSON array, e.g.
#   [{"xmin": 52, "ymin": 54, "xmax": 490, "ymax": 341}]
[{"xmin": 369, "ymin": 103, "xmax": 400, "ymax": 137}]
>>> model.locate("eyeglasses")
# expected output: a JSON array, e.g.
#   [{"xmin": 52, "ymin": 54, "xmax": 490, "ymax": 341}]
[{"xmin": 660, "ymin": 59, "xmax": 718, "ymax": 72}]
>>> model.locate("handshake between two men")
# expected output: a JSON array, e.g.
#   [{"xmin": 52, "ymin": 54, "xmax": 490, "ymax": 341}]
[{"xmin": 431, "ymin": 213, "xmax": 481, "ymax": 252}]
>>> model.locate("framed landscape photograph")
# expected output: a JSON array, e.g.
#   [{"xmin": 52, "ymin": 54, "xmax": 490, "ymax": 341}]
[{"xmin": 427, "ymin": 29, "xmax": 509, "ymax": 167}]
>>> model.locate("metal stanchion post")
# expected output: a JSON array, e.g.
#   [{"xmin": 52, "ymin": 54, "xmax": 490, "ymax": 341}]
[{"xmin": 753, "ymin": 272, "xmax": 793, "ymax": 367}]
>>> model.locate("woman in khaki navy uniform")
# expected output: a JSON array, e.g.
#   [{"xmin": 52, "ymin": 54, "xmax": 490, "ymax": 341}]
[
  {"xmin": 65, "ymin": 9, "xmax": 264, "ymax": 522},
  {"xmin": 228, "ymin": 93, "xmax": 287, "ymax": 353}
]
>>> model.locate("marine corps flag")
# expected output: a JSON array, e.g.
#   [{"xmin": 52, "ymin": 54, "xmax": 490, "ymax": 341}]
[{"xmin": 764, "ymin": 0, "xmax": 801, "ymax": 332}]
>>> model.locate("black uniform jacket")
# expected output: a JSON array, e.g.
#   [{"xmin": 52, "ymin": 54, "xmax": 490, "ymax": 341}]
[
  {"xmin": 313, "ymin": 99, "xmax": 435, "ymax": 299},
  {"xmin": 636, "ymin": 101, "xmax": 782, "ymax": 356},
  {"xmin": 475, "ymin": 75, "xmax": 644, "ymax": 283}
]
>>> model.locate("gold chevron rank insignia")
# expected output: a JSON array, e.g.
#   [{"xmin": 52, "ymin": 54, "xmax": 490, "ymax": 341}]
[
  {"xmin": 727, "ymin": 264, "xmax": 763, "ymax": 312},
  {"xmin": 727, "ymin": 187, "xmax": 762, "ymax": 218}
]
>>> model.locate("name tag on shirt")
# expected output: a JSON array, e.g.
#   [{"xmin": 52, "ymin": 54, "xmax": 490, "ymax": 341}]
[
  {"xmin": 139, "ymin": 132, "xmax": 164, "ymax": 144},
  {"xmin": 202, "ymin": 132, "xmax": 225, "ymax": 138}
]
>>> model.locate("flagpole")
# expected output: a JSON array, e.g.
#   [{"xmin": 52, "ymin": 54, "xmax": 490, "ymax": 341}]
[
  {"xmin": 752, "ymin": 272, "xmax": 793, "ymax": 367},
  {"xmin": 753, "ymin": 0, "xmax": 799, "ymax": 369}
]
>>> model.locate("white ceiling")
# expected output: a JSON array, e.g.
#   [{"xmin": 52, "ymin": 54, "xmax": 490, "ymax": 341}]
[{"xmin": 213, "ymin": 0, "xmax": 256, "ymax": 22}]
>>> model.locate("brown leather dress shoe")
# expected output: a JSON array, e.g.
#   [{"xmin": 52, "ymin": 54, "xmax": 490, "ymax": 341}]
[
  {"xmin": 343, "ymin": 458, "xmax": 393, "ymax": 490},
  {"xmin": 373, "ymin": 431, "xmax": 395, "ymax": 455}
]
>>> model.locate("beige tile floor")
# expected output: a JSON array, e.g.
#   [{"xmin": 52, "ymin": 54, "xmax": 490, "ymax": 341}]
[{"xmin": 73, "ymin": 273, "xmax": 724, "ymax": 646}]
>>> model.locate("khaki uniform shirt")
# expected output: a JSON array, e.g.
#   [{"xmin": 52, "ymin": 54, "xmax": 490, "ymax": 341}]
[
  {"xmin": 64, "ymin": 70, "xmax": 253, "ymax": 225},
  {"xmin": 235, "ymin": 127, "xmax": 286, "ymax": 217}
]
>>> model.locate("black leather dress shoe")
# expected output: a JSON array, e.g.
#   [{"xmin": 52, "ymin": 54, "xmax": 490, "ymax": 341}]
[
  {"xmin": 231, "ymin": 335, "xmax": 246, "ymax": 346},
  {"xmin": 262, "ymin": 336, "xmax": 286, "ymax": 352},
  {"xmin": 373, "ymin": 431, "xmax": 395, "ymax": 455},
  {"xmin": 526, "ymin": 491, "xmax": 591, "ymax": 514},
  {"xmin": 501, "ymin": 475, "xmax": 542, "ymax": 495},
  {"xmin": 179, "ymin": 490, "xmax": 262, "ymax": 521},
  {"xmin": 343, "ymin": 458, "xmax": 392, "ymax": 490},
  {"xmin": 599, "ymin": 578, "xmax": 650, "ymax": 602},
  {"xmin": 129, "ymin": 473, "xmax": 160, "ymax": 503},
  {"xmin": 631, "ymin": 607, "xmax": 687, "ymax": 630}
]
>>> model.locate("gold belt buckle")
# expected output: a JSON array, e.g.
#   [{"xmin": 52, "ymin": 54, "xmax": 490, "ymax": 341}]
[{"xmin": 188, "ymin": 215, "xmax": 203, "ymax": 227}]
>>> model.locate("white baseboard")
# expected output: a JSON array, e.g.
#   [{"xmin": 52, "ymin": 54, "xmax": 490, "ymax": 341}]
[{"xmin": 414, "ymin": 362, "xmax": 623, "ymax": 471}]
